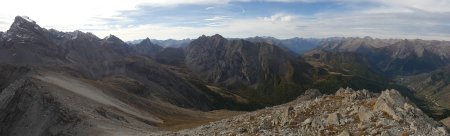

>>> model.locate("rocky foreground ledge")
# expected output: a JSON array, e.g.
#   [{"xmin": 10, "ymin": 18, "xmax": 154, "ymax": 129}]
[{"xmin": 164, "ymin": 88, "xmax": 448, "ymax": 136}]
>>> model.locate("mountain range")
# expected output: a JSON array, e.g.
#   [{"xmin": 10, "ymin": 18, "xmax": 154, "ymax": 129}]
[{"xmin": 0, "ymin": 16, "xmax": 449, "ymax": 135}]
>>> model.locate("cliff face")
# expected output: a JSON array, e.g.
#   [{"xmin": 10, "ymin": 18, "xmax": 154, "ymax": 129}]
[
  {"xmin": 185, "ymin": 34, "xmax": 313, "ymax": 105},
  {"xmin": 186, "ymin": 34, "xmax": 312, "ymax": 87},
  {"xmin": 168, "ymin": 88, "xmax": 448, "ymax": 136}
]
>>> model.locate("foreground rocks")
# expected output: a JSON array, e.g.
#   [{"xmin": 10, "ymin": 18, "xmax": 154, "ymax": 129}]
[{"xmin": 165, "ymin": 88, "xmax": 448, "ymax": 136}]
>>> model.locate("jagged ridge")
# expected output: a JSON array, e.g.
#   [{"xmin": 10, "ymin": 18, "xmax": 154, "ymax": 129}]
[{"xmin": 167, "ymin": 88, "xmax": 448, "ymax": 135}]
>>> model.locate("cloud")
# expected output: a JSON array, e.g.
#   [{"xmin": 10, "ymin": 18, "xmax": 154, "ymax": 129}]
[
  {"xmin": 262, "ymin": 13, "xmax": 298, "ymax": 22},
  {"xmin": 0, "ymin": 0, "xmax": 449, "ymax": 41},
  {"xmin": 0, "ymin": 0, "xmax": 230, "ymax": 32},
  {"xmin": 205, "ymin": 16, "xmax": 231, "ymax": 21},
  {"xmin": 205, "ymin": 7, "xmax": 216, "ymax": 10},
  {"xmin": 92, "ymin": 16, "xmax": 304, "ymax": 40},
  {"xmin": 203, "ymin": 16, "xmax": 232, "ymax": 27},
  {"xmin": 94, "ymin": 9, "xmax": 450, "ymax": 41},
  {"xmin": 377, "ymin": 0, "xmax": 450, "ymax": 12},
  {"xmin": 139, "ymin": 0, "xmax": 228, "ymax": 7}
]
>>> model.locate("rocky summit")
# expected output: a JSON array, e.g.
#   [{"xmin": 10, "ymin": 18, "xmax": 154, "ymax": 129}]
[{"xmin": 166, "ymin": 88, "xmax": 448, "ymax": 136}]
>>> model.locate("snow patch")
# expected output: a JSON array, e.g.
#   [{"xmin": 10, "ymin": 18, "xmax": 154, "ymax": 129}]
[
  {"xmin": 105, "ymin": 35, "xmax": 114, "ymax": 40},
  {"xmin": 71, "ymin": 36, "xmax": 78, "ymax": 40},
  {"xmin": 20, "ymin": 16, "xmax": 35, "ymax": 23}
]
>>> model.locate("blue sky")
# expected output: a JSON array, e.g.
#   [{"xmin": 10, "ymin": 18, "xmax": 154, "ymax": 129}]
[{"xmin": 1, "ymin": 0, "xmax": 450, "ymax": 40}]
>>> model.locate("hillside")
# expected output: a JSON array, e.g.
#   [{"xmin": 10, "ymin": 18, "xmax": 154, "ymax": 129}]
[
  {"xmin": 166, "ymin": 88, "xmax": 448, "ymax": 135},
  {"xmin": 304, "ymin": 37, "xmax": 450, "ymax": 119},
  {"xmin": 186, "ymin": 34, "xmax": 314, "ymax": 105}
]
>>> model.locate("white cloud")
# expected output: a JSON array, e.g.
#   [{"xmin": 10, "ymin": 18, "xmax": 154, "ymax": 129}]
[
  {"xmin": 0, "ymin": 0, "xmax": 449, "ymax": 41},
  {"xmin": 262, "ymin": 13, "xmax": 298, "ymax": 22},
  {"xmin": 377, "ymin": 0, "xmax": 450, "ymax": 12},
  {"xmin": 93, "ymin": 10, "xmax": 450, "ymax": 41},
  {"xmin": 91, "ymin": 16, "xmax": 304, "ymax": 40},
  {"xmin": 140, "ymin": 0, "xmax": 228, "ymax": 7},
  {"xmin": 205, "ymin": 16, "xmax": 231, "ymax": 21},
  {"xmin": 0, "ymin": 0, "xmax": 142, "ymax": 31},
  {"xmin": 0, "ymin": 0, "xmax": 230, "ymax": 32},
  {"xmin": 205, "ymin": 6, "xmax": 216, "ymax": 10}
]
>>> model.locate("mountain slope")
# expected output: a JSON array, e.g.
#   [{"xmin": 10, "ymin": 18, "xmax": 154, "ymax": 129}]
[
  {"xmin": 396, "ymin": 66, "xmax": 450, "ymax": 119},
  {"xmin": 0, "ymin": 16, "xmax": 224, "ymax": 110},
  {"xmin": 186, "ymin": 34, "xmax": 313, "ymax": 105},
  {"xmin": 317, "ymin": 37, "xmax": 450, "ymax": 75},
  {"xmin": 132, "ymin": 38, "xmax": 164, "ymax": 57},
  {"xmin": 168, "ymin": 88, "xmax": 448, "ymax": 135},
  {"xmin": 0, "ymin": 16, "xmax": 253, "ymax": 135},
  {"xmin": 304, "ymin": 37, "xmax": 450, "ymax": 119}
]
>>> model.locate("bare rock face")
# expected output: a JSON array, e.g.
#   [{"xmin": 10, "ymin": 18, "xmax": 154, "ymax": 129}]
[
  {"xmin": 0, "ymin": 31, "xmax": 3, "ymax": 43},
  {"xmin": 0, "ymin": 79, "xmax": 87, "ymax": 136},
  {"xmin": 186, "ymin": 34, "xmax": 313, "ymax": 88},
  {"xmin": 167, "ymin": 88, "xmax": 448, "ymax": 136},
  {"xmin": 374, "ymin": 89, "xmax": 410, "ymax": 121},
  {"xmin": 185, "ymin": 34, "xmax": 314, "ymax": 105},
  {"xmin": 132, "ymin": 37, "xmax": 163, "ymax": 58}
]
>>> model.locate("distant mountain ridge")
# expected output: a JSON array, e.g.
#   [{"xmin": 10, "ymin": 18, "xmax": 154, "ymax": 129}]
[
  {"xmin": 128, "ymin": 38, "xmax": 192, "ymax": 48},
  {"xmin": 307, "ymin": 37, "xmax": 450, "ymax": 76},
  {"xmin": 128, "ymin": 36, "xmax": 323, "ymax": 54},
  {"xmin": 245, "ymin": 36, "xmax": 323, "ymax": 55}
]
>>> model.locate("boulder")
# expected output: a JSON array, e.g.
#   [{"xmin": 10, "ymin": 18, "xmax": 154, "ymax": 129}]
[{"xmin": 327, "ymin": 112, "xmax": 342, "ymax": 125}]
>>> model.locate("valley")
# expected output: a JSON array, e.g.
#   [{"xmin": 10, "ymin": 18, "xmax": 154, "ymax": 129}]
[{"xmin": 0, "ymin": 16, "xmax": 449, "ymax": 135}]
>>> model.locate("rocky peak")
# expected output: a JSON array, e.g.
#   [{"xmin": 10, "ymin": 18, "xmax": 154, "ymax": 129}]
[
  {"xmin": 138, "ymin": 37, "xmax": 153, "ymax": 45},
  {"xmin": 136, "ymin": 37, "xmax": 162, "ymax": 49},
  {"xmin": 170, "ymin": 88, "xmax": 448, "ymax": 135},
  {"xmin": 68, "ymin": 30, "xmax": 99, "ymax": 41},
  {"xmin": 211, "ymin": 34, "xmax": 224, "ymax": 39},
  {"xmin": 6, "ymin": 16, "xmax": 44, "ymax": 38},
  {"xmin": 72, "ymin": 30, "xmax": 84, "ymax": 37},
  {"xmin": 104, "ymin": 34, "xmax": 124, "ymax": 43},
  {"xmin": 9, "ymin": 16, "xmax": 39, "ymax": 31},
  {"xmin": 133, "ymin": 37, "xmax": 163, "ymax": 57},
  {"xmin": 189, "ymin": 34, "xmax": 228, "ymax": 53},
  {"xmin": 13, "ymin": 16, "xmax": 36, "ymax": 25},
  {"xmin": 102, "ymin": 34, "xmax": 130, "ymax": 49},
  {"xmin": 195, "ymin": 34, "xmax": 226, "ymax": 43}
]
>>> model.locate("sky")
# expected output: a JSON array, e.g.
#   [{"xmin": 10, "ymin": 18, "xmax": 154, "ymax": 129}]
[{"xmin": 0, "ymin": 0, "xmax": 450, "ymax": 41}]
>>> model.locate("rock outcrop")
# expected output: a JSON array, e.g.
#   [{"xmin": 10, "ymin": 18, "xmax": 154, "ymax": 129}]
[
  {"xmin": 133, "ymin": 37, "xmax": 164, "ymax": 57},
  {"xmin": 166, "ymin": 88, "xmax": 448, "ymax": 135}
]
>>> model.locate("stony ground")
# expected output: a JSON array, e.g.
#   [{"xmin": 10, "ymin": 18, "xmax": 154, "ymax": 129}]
[{"xmin": 163, "ymin": 88, "xmax": 449, "ymax": 136}]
